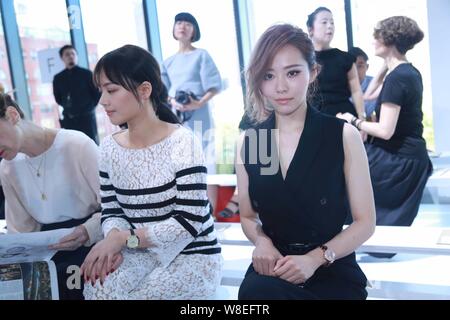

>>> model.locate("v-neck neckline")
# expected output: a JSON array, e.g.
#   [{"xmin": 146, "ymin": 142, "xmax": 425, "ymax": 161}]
[
  {"xmin": 249, "ymin": 106, "xmax": 323, "ymax": 189},
  {"xmin": 275, "ymin": 108, "xmax": 311, "ymax": 183},
  {"xmin": 278, "ymin": 129, "xmax": 303, "ymax": 182}
]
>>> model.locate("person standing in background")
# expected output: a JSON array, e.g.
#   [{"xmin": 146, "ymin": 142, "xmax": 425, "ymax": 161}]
[
  {"xmin": 161, "ymin": 12, "xmax": 222, "ymax": 211},
  {"xmin": 53, "ymin": 45, "xmax": 101, "ymax": 144},
  {"xmin": 337, "ymin": 17, "xmax": 433, "ymax": 259},
  {"xmin": 307, "ymin": 7, "xmax": 365, "ymax": 120},
  {"xmin": 348, "ymin": 47, "xmax": 377, "ymax": 119}
]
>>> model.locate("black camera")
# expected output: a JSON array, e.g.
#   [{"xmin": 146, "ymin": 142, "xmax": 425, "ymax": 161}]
[{"xmin": 175, "ymin": 90, "xmax": 197, "ymax": 105}]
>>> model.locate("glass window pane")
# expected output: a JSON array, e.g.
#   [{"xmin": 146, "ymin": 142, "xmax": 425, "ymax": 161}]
[
  {"xmin": 0, "ymin": 13, "xmax": 13, "ymax": 95},
  {"xmin": 80, "ymin": 0, "xmax": 148, "ymax": 139},
  {"xmin": 80, "ymin": 0, "xmax": 148, "ymax": 68},
  {"xmin": 14, "ymin": 0, "xmax": 71, "ymax": 128},
  {"xmin": 351, "ymin": 0, "xmax": 433, "ymax": 148},
  {"xmin": 248, "ymin": 0, "xmax": 348, "ymax": 51},
  {"xmin": 157, "ymin": 0, "xmax": 244, "ymax": 173}
]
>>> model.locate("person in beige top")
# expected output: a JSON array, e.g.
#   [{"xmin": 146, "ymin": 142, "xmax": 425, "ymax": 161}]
[{"xmin": 0, "ymin": 93, "xmax": 103, "ymax": 299}]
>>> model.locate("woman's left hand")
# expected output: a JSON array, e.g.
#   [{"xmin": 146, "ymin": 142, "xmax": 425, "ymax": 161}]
[
  {"xmin": 80, "ymin": 229, "xmax": 125, "ymax": 285},
  {"xmin": 273, "ymin": 255, "xmax": 318, "ymax": 285},
  {"xmin": 336, "ymin": 112, "xmax": 355, "ymax": 123},
  {"xmin": 49, "ymin": 225, "xmax": 89, "ymax": 251}
]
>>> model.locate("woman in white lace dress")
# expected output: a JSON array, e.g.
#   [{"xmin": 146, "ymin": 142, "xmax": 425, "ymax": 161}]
[{"xmin": 81, "ymin": 45, "xmax": 222, "ymax": 300}]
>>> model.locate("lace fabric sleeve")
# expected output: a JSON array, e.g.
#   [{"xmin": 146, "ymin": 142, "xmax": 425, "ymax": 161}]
[
  {"xmin": 145, "ymin": 131, "xmax": 209, "ymax": 267},
  {"xmin": 99, "ymin": 138, "xmax": 131, "ymax": 236}
]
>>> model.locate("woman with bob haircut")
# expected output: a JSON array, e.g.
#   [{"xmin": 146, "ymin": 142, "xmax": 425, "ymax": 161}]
[
  {"xmin": 161, "ymin": 12, "xmax": 222, "ymax": 211},
  {"xmin": 337, "ymin": 16, "xmax": 433, "ymax": 258}
]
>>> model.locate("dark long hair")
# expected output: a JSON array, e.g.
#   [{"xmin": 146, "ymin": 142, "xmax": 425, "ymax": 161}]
[
  {"xmin": 0, "ymin": 93, "xmax": 25, "ymax": 119},
  {"xmin": 93, "ymin": 45, "xmax": 179, "ymax": 124}
]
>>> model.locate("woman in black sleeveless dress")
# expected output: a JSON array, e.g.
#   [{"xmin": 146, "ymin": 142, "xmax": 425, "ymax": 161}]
[
  {"xmin": 236, "ymin": 24, "xmax": 375, "ymax": 300},
  {"xmin": 307, "ymin": 7, "xmax": 365, "ymax": 120},
  {"xmin": 337, "ymin": 17, "xmax": 432, "ymax": 247}
]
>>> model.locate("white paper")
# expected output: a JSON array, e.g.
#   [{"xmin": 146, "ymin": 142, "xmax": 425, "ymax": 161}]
[{"xmin": 0, "ymin": 228, "xmax": 74, "ymax": 264}]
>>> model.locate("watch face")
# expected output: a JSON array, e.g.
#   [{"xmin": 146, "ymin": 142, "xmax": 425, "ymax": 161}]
[
  {"xmin": 325, "ymin": 249, "xmax": 336, "ymax": 263},
  {"xmin": 127, "ymin": 235, "xmax": 139, "ymax": 249}
]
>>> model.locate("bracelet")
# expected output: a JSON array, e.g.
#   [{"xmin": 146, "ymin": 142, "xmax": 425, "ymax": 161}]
[
  {"xmin": 356, "ymin": 119, "xmax": 365, "ymax": 130},
  {"xmin": 350, "ymin": 117, "xmax": 358, "ymax": 127}
]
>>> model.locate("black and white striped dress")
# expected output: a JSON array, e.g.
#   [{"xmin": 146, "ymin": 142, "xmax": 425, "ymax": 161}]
[{"xmin": 84, "ymin": 126, "xmax": 222, "ymax": 300}]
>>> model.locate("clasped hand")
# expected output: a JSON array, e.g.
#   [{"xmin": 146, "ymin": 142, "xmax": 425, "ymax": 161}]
[
  {"xmin": 80, "ymin": 229, "xmax": 124, "ymax": 286},
  {"xmin": 253, "ymin": 240, "xmax": 318, "ymax": 285}
]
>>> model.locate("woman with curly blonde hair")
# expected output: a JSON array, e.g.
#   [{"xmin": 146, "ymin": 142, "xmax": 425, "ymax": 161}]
[{"xmin": 337, "ymin": 16, "xmax": 433, "ymax": 258}]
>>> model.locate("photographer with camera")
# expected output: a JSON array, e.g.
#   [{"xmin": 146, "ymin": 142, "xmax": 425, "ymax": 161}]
[{"xmin": 162, "ymin": 12, "xmax": 222, "ymax": 210}]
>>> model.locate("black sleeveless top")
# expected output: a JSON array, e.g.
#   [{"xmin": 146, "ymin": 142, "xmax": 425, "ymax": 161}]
[
  {"xmin": 311, "ymin": 49, "xmax": 357, "ymax": 116},
  {"xmin": 242, "ymin": 106, "xmax": 367, "ymax": 287}
]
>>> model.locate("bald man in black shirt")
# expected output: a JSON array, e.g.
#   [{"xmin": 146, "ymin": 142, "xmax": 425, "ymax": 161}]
[{"xmin": 53, "ymin": 45, "xmax": 100, "ymax": 144}]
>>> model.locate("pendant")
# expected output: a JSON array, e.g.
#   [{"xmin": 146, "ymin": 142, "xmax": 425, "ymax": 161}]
[{"xmin": 41, "ymin": 193, "xmax": 47, "ymax": 201}]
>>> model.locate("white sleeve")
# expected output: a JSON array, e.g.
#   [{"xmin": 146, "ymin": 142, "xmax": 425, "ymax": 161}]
[
  {"xmin": 145, "ymin": 132, "xmax": 209, "ymax": 267},
  {"xmin": 98, "ymin": 141, "xmax": 131, "ymax": 236},
  {"xmin": 1, "ymin": 173, "xmax": 41, "ymax": 233},
  {"xmin": 78, "ymin": 138, "xmax": 103, "ymax": 245}
]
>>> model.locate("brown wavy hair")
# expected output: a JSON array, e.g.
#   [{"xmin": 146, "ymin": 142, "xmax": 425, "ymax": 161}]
[
  {"xmin": 0, "ymin": 93, "xmax": 25, "ymax": 119},
  {"xmin": 374, "ymin": 16, "xmax": 424, "ymax": 55},
  {"xmin": 245, "ymin": 24, "xmax": 317, "ymax": 124}
]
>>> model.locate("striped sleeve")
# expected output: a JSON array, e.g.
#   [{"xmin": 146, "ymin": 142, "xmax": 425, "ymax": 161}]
[
  {"xmin": 145, "ymin": 131, "xmax": 210, "ymax": 267},
  {"xmin": 99, "ymin": 139, "xmax": 130, "ymax": 236}
]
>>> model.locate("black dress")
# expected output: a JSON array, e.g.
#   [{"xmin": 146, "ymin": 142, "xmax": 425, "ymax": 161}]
[
  {"xmin": 367, "ymin": 63, "xmax": 433, "ymax": 227},
  {"xmin": 238, "ymin": 107, "xmax": 368, "ymax": 300},
  {"xmin": 312, "ymin": 48, "xmax": 357, "ymax": 116}
]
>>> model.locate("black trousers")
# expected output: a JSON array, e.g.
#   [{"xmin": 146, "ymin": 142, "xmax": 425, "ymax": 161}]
[
  {"xmin": 238, "ymin": 264, "xmax": 367, "ymax": 300},
  {"xmin": 60, "ymin": 111, "xmax": 98, "ymax": 144},
  {"xmin": 41, "ymin": 216, "xmax": 93, "ymax": 300}
]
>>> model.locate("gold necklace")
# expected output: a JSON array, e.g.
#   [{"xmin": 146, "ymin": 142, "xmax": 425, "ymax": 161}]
[
  {"xmin": 26, "ymin": 152, "xmax": 45, "ymax": 177},
  {"xmin": 26, "ymin": 128, "xmax": 48, "ymax": 201}
]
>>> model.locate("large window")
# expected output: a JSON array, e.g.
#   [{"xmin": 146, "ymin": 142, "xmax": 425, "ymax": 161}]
[
  {"xmin": 248, "ymin": 0, "xmax": 348, "ymax": 51},
  {"xmin": 157, "ymin": 0, "xmax": 244, "ymax": 173},
  {"xmin": 14, "ymin": 0, "xmax": 71, "ymax": 128},
  {"xmin": 80, "ymin": 0, "xmax": 148, "ymax": 140},
  {"xmin": 0, "ymin": 13, "xmax": 12, "ymax": 94},
  {"xmin": 351, "ymin": 0, "xmax": 433, "ymax": 148},
  {"xmin": 80, "ymin": 0, "xmax": 147, "ymax": 68}
]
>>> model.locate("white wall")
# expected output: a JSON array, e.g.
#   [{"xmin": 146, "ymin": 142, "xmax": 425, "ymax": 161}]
[{"xmin": 427, "ymin": 0, "xmax": 450, "ymax": 152}]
